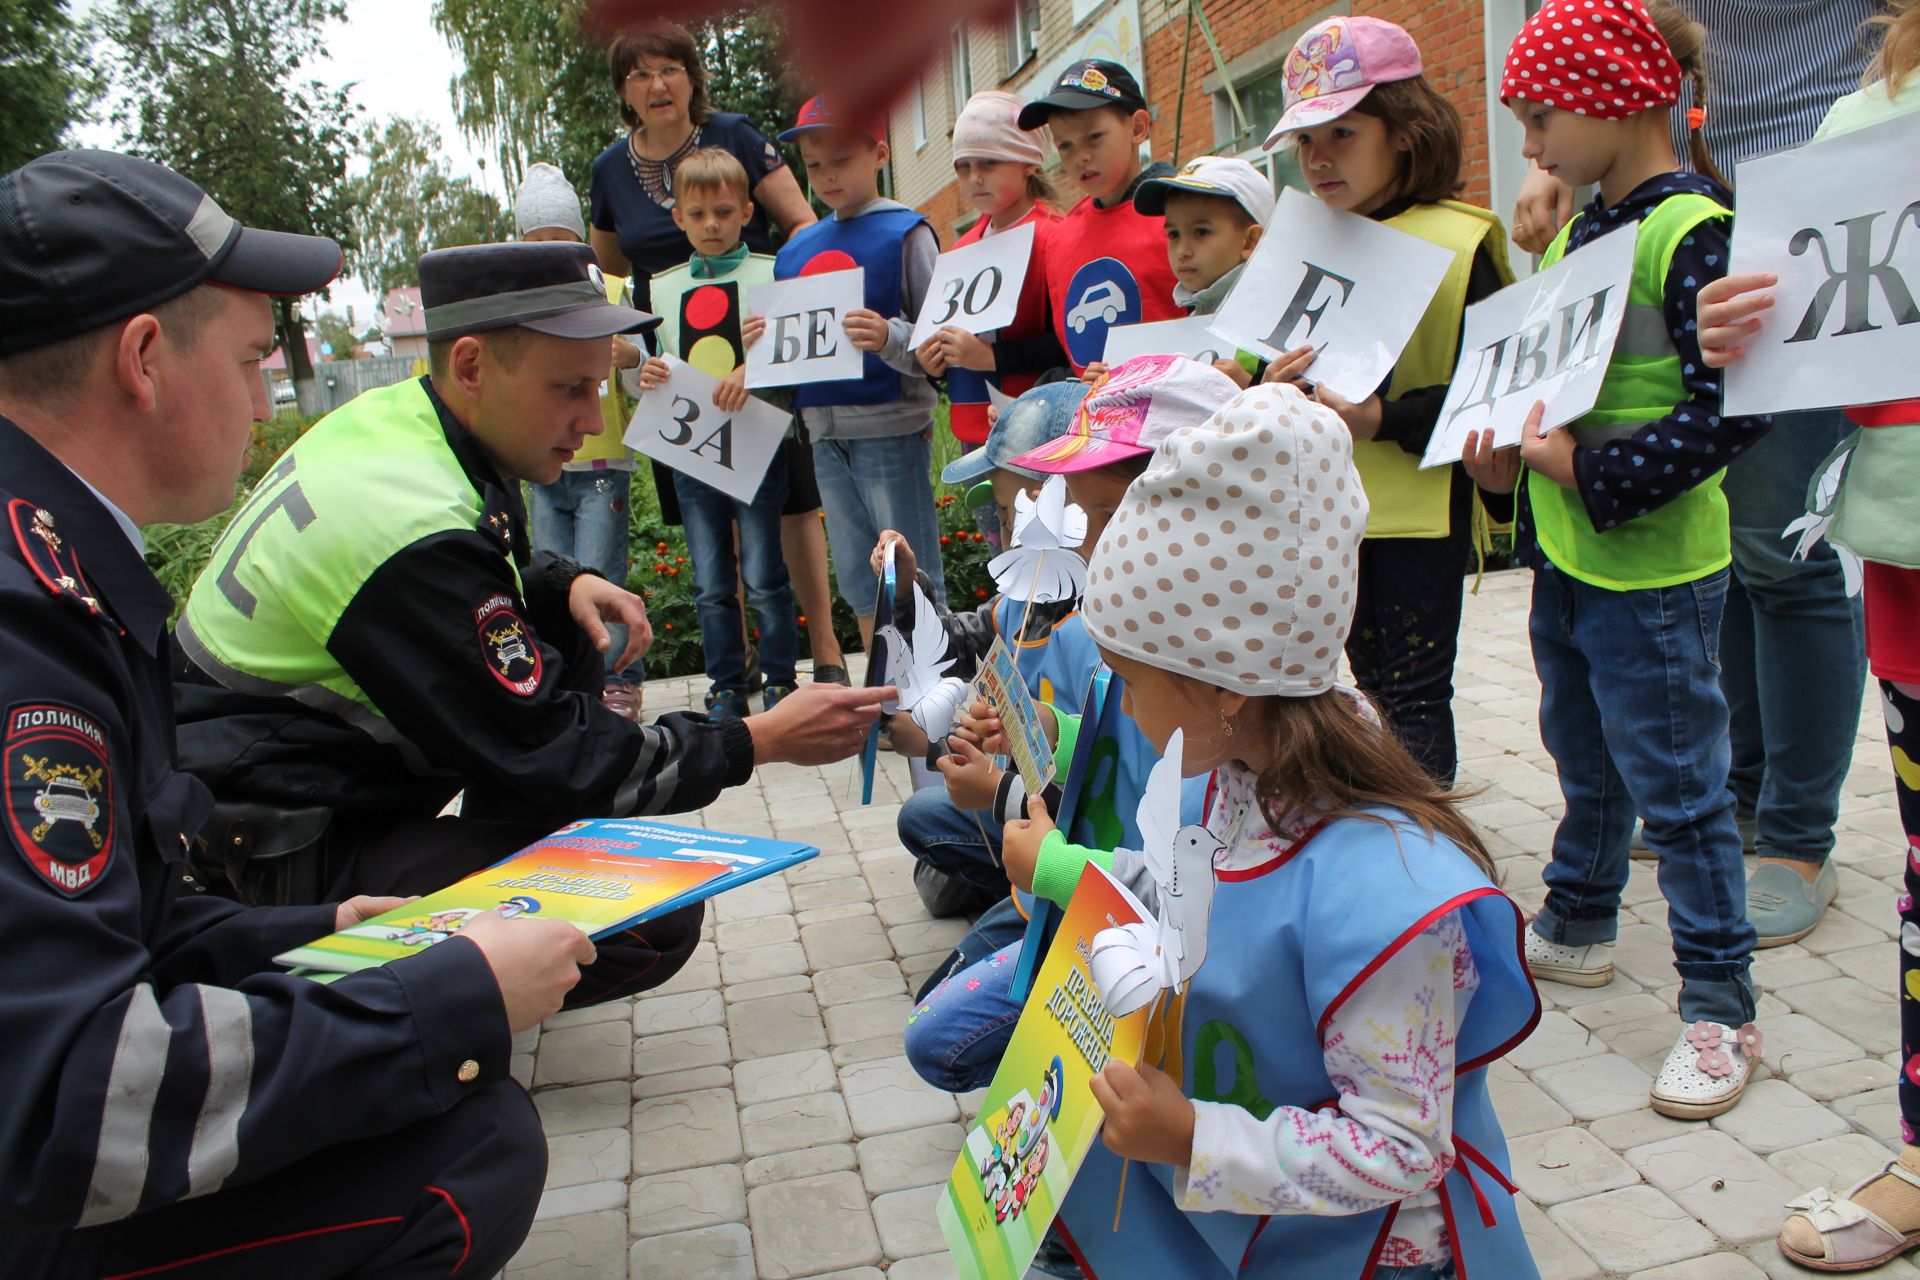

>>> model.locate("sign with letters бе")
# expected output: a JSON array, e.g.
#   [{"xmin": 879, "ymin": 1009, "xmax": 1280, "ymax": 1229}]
[
  {"xmin": 1101, "ymin": 315, "xmax": 1231, "ymax": 367},
  {"xmin": 743, "ymin": 269, "xmax": 867, "ymax": 390},
  {"xmin": 1206, "ymin": 186, "xmax": 1453, "ymax": 402},
  {"xmin": 1724, "ymin": 110, "xmax": 1920, "ymax": 417},
  {"xmin": 1421, "ymin": 228, "xmax": 1637, "ymax": 469},
  {"xmin": 909, "ymin": 221, "xmax": 1036, "ymax": 351},
  {"xmin": 624, "ymin": 357, "xmax": 790, "ymax": 505}
]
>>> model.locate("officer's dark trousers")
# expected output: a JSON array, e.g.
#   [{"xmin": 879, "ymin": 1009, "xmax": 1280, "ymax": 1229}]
[{"xmin": 33, "ymin": 1081, "xmax": 542, "ymax": 1279}]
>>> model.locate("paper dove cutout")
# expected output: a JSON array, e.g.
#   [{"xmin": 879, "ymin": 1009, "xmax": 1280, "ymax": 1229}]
[
  {"xmin": 1782, "ymin": 445, "xmax": 1863, "ymax": 596},
  {"xmin": 988, "ymin": 475, "xmax": 1089, "ymax": 604},
  {"xmin": 876, "ymin": 580, "xmax": 970, "ymax": 742},
  {"xmin": 1087, "ymin": 728, "xmax": 1227, "ymax": 1019}
]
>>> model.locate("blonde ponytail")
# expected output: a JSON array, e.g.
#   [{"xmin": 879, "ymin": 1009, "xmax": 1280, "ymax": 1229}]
[{"xmin": 1645, "ymin": 0, "xmax": 1729, "ymax": 188}]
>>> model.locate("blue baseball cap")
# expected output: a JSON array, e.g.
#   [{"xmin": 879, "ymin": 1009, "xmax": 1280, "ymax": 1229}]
[{"xmin": 941, "ymin": 379, "xmax": 1090, "ymax": 486}]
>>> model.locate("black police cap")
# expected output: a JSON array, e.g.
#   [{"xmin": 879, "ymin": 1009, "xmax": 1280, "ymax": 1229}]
[
  {"xmin": 0, "ymin": 149, "xmax": 344, "ymax": 357},
  {"xmin": 419, "ymin": 242, "xmax": 661, "ymax": 343}
]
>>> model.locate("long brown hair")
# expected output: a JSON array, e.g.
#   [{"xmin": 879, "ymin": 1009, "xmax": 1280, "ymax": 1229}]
[
  {"xmin": 609, "ymin": 23, "xmax": 713, "ymax": 131},
  {"xmin": 1644, "ymin": 0, "xmax": 1729, "ymax": 188},
  {"xmin": 1867, "ymin": 0, "xmax": 1920, "ymax": 94},
  {"xmin": 1245, "ymin": 690, "xmax": 1496, "ymax": 879},
  {"xmin": 1336, "ymin": 75, "xmax": 1465, "ymax": 204},
  {"xmin": 1026, "ymin": 169, "xmax": 1061, "ymax": 208}
]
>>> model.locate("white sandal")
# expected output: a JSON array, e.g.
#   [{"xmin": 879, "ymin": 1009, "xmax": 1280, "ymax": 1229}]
[
  {"xmin": 1779, "ymin": 1162, "xmax": 1920, "ymax": 1272},
  {"xmin": 1649, "ymin": 1020, "xmax": 1761, "ymax": 1119}
]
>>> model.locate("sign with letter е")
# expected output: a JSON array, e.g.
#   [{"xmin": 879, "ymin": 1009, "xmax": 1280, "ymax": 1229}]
[
  {"xmin": 624, "ymin": 357, "xmax": 791, "ymax": 505},
  {"xmin": 910, "ymin": 221, "xmax": 1036, "ymax": 350},
  {"xmin": 1421, "ymin": 228, "xmax": 1636, "ymax": 469},
  {"xmin": 744, "ymin": 269, "xmax": 867, "ymax": 389},
  {"xmin": 1207, "ymin": 186, "xmax": 1453, "ymax": 402},
  {"xmin": 1724, "ymin": 110, "xmax": 1920, "ymax": 416}
]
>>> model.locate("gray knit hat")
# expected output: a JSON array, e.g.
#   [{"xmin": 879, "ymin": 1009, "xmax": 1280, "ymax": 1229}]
[
  {"xmin": 1082, "ymin": 383, "xmax": 1369, "ymax": 695},
  {"xmin": 514, "ymin": 162, "xmax": 587, "ymax": 241}
]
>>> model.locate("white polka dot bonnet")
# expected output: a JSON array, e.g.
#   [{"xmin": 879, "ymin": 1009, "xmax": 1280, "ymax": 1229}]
[{"xmin": 1082, "ymin": 384, "xmax": 1369, "ymax": 696}]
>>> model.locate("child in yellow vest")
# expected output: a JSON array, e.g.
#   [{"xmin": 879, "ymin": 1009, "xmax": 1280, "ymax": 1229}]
[
  {"xmin": 1258, "ymin": 16, "xmax": 1515, "ymax": 786},
  {"xmin": 1464, "ymin": 0, "xmax": 1773, "ymax": 1120}
]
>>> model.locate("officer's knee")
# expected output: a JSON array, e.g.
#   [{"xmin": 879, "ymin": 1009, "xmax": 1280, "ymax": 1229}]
[{"xmin": 445, "ymin": 1083, "xmax": 548, "ymax": 1276}]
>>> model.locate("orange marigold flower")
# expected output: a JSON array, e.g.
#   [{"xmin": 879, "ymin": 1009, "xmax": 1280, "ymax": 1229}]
[
  {"xmin": 975, "ymin": 587, "xmax": 989, "ymax": 599},
  {"xmin": 939, "ymin": 535, "xmax": 952, "ymax": 545}
]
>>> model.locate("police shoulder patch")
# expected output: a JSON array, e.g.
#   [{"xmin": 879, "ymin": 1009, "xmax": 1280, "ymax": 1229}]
[
  {"xmin": 4, "ymin": 701, "xmax": 114, "ymax": 896},
  {"xmin": 475, "ymin": 594, "xmax": 543, "ymax": 696}
]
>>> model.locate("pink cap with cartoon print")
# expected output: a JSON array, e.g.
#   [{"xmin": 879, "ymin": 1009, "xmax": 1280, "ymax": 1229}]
[{"xmin": 1261, "ymin": 16, "xmax": 1424, "ymax": 149}]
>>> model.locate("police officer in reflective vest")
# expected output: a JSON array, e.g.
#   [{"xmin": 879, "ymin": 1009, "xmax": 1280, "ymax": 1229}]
[
  {"xmin": 0, "ymin": 149, "xmax": 600, "ymax": 1278},
  {"xmin": 172, "ymin": 240, "xmax": 891, "ymax": 1007}
]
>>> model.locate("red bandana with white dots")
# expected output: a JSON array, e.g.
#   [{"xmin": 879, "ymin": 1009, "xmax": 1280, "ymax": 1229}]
[{"xmin": 1500, "ymin": 0, "xmax": 1682, "ymax": 121}]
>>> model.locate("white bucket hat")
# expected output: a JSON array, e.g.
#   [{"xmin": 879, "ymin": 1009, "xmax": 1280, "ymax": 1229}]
[{"xmin": 1082, "ymin": 383, "xmax": 1369, "ymax": 695}]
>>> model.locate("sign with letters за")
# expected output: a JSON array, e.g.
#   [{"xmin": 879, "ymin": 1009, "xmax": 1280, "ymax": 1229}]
[
  {"xmin": 624, "ymin": 357, "xmax": 790, "ymax": 504},
  {"xmin": 1724, "ymin": 110, "xmax": 1920, "ymax": 417},
  {"xmin": 910, "ymin": 221, "xmax": 1036, "ymax": 351},
  {"xmin": 1206, "ymin": 186, "xmax": 1453, "ymax": 402},
  {"xmin": 1421, "ymin": 228, "xmax": 1636, "ymax": 469},
  {"xmin": 743, "ymin": 269, "xmax": 867, "ymax": 389}
]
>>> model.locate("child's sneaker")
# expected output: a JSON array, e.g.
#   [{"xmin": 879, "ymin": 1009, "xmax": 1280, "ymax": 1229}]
[
  {"xmin": 602, "ymin": 680, "xmax": 643, "ymax": 722},
  {"xmin": 1524, "ymin": 926, "xmax": 1615, "ymax": 987},
  {"xmin": 1651, "ymin": 1019, "xmax": 1762, "ymax": 1119},
  {"xmin": 762, "ymin": 683, "xmax": 797, "ymax": 712},
  {"xmin": 704, "ymin": 688, "xmax": 751, "ymax": 720}
]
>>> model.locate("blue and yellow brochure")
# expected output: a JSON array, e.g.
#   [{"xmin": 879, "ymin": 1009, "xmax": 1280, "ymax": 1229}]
[{"xmin": 275, "ymin": 818, "xmax": 815, "ymax": 974}]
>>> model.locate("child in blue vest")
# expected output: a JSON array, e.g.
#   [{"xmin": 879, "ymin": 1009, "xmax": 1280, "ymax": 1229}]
[
  {"xmin": 1465, "ymin": 0, "xmax": 1772, "ymax": 1120},
  {"xmin": 768, "ymin": 95, "xmax": 945, "ymax": 652},
  {"xmin": 998, "ymin": 384, "xmax": 1539, "ymax": 1280}
]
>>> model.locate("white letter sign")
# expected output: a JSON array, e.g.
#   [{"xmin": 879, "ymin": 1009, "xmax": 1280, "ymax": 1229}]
[
  {"xmin": 909, "ymin": 220, "xmax": 1036, "ymax": 350},
  {"xmin": 744, "ymin": 268, "xmax": 867, "ymax": 389},
  {"xmin": 1421, "ymin": 229, "xmax": 1636, "ymax": 469},
  {"xmin": 1724, "ymin": 110, "xmax": 1920, "ymax": 417},
  {"xmin": 1102, "ymin": 315, "xmax": 1233, "ymax": 367},
  {"xmin": 1206, "ymin": 186, "xmax": 1454, "ymax": 402},
  {"xmin": 624, "ymin": 358, "xmax": 791, "ymax": 504}
]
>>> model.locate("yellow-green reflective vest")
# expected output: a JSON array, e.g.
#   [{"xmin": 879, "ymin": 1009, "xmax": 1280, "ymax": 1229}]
[
  {"xmin": 1363, "ymin": 200, "xmax": 1516, "ymax": 539},
  {"xmin": 1527, "ymin": 192, "xmax": 1732, "ymax": 591},
  {"xmin": 575, "ymin": 273, "xmax": 637, "ymax": 467},
  {"xmin": 177, "ymin": 377, "xmax": 508, "ymax": 736}
]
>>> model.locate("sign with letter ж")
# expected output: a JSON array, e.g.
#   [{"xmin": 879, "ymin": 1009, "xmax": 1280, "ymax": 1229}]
[
  {"xmin": 744, "ymin": 269, "xmax": 867, "ymax": 389},
  {"xmin": 909, "ymin": 221, "xmax": 1036, "ymax": 350},
  {"xmin": 1421, "ymin": 229, "xmax": 1636, "ymax": 469},
  {"xmin": 1724, "ymin": 110, "xmax": 1920, "ymax": 417},
  {"xmin": 1207, "ymin": 186, "xmax": 1453, "ymax": 402},
  {"xmin": 624, "ymin": 357, "xmax": 791, "ymax": 505}
]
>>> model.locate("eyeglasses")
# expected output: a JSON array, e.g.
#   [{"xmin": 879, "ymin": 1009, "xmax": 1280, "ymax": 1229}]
[{"xmin": 625, "ymin": 65, "xmax": 687, "ymax": 86}]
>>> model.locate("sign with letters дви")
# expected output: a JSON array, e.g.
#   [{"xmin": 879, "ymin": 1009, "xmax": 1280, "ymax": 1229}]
[
  {"xmin": 743, "ymin": 268, "xmax": 868, "ymax": 389},
  {"xmin": 624, "ymin": 357, "xmax": 790, "ymax": 505},
  {"xmin": 910, "ymin": 220, "xmax": 1036, "ymax": 351},
  {"xmin": 1206, "ymin": 186, "xmax": 1453, "ymax": 403},
  {"xmin": 1724, "ymin": 109, "xmax": 1920, "ymax": 417},
  {"xmin": 1421, "ymin": 227, "xmax": 1637, "ymax": 469}
]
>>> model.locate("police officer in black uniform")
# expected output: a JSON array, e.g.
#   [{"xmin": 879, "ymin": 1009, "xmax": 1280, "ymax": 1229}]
[{"xmin": 0, "ymin": 150, "xmax": 593, "ymax": 1278}]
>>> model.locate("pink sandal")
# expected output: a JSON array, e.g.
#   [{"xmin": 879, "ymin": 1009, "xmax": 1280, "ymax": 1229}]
[{"xmin": 1779, "ymin": 1162, "xmax": 1920, "ymax": 1272}]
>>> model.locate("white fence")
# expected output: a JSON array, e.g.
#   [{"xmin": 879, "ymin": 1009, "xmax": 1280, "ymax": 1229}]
[{"xmin": 263, "ymin": 355, "xmax": 423, "ymax": 417}]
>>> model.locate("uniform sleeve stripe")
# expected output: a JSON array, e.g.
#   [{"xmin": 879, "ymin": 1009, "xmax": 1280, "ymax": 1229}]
[
  {"xmin": 185, "ymin": 986, "xmax": 253, "ymax": 1200},
  {"xmin": 613, "ymin": 724, "xmax": 679, "ymax": 816},
  {"xmin": 77, "ymin": 985, "xmax": 169, "ymax": 1226}
]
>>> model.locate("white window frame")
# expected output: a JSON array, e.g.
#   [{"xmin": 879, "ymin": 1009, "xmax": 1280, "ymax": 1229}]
[
  {"xmin": 911, "ymin": 77, "xmax": 929, "ymax": 150},
  {"xmin": 1003, "ymin": 0, "xmax": 1040, "ymax": 74},
  {"xmin": 952, "ymin": 25, "xmax": 974, "ymax": 103}
]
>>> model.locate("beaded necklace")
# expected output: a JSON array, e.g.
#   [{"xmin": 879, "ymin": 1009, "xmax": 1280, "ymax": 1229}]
[{"xmin": 626, "ymin": 124, "xmax": 703, "ymax": 210}]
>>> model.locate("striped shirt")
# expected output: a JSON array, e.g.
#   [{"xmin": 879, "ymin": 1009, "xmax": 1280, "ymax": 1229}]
[{"xmin": 1675, "ymin": 0, "xmax": 1889, "ymax": 168}]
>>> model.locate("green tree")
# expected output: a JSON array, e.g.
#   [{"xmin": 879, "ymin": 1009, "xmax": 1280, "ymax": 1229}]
[
  {"xmin": 97, "ymin": 0, "xmax": 355, "ymax": 399},
  {"xmin": 0, "ymin": 0, "xmax": 94, "ymax": 172},
  {"xmin": 313, "ymin": 307, "xmax": 358, "ymax": 359},
  {"xmin": 345, "ymin": 117, "xmax": 512, "ymax": 297}
]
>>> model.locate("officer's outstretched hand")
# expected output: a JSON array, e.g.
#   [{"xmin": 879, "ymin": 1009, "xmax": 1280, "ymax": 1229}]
[
  {"xmin": 747, "ymin": 682, "xmax": 895, "ymax": 766},
  {"xmin": 458, "ymin": 911, "xmax": 597, "ymax": 1034},
  {"xmin": 570, "ymin": 573, "xmax": 654, "ymax": 674}
]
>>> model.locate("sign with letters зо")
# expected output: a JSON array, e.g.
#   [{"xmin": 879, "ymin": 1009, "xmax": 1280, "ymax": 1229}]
[
  {"xmin": 1724, "ymin": 110, "xmax": 1920, "ymax": 417},
  {"xmin": 743, "ymin": 269, "xmax": 867, "ymax": 389},
  {"xmin": 910, "ymin": 221, "xmax": 1036, "ymax": 350},
  {"xmin": 623, "ymin": 357, "xmax": 790, "ymax": 505},
  {"xmin": 1206, "ymin": 186, "xmax": 1453, "ymax": 402},
  {"xmin": 1421, "ymin": 228, "xmax": 1636, "ymax": 469}
]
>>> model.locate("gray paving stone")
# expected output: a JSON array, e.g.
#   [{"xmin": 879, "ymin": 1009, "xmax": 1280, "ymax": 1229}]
[
  {"xmin": 858, "ymin": 1123, "xmax": 965, "ymax": 1195},
  {"xmin": 887, "ymin": 918, "xmax": 971, "ymax": 957},
  {"xmin": 544, "ymin": 1001, "xmax": 632, "ymax": 1030},
  {"xmin": 715, "ymin": 913, "xmax": 799, "ymax": 952},
  {"xmin": 1776, "ymin": 976, "xmax": 1900, "ymax": 1055},
  {"xmin": 1548, "ymin": 1185, "xmax": 1717, "ymax": 1272},
  {"xmin": 1588, "ymin": 1108, "xmax": 1707, "ymax": 1152},
  {"xmin": 814, "ymin": 960, "xmax": 908, "ymax": 1006},
  {"xmin": 534, "ymin": 1079, "xmax": 631, "ymax": 1136},
  {"xmin": 727, "ymin": 991, "xmax": 827, "ymax": 1059},
  {"xmin": 862, "ymin": 855, "xmax": 918, "ymax": 900},
  {"xmin": 1626, "ymin": 1129, "xmax": 1807, "ymax": 1243},
  {"xmin": 801, "ymin": 913, "xmax": 895, "ymax": 967},
  {"xmin": 508, "ymin": 1208, "xmax": 629, "ymax": 1279},
  {"xmin": 746, "ymin": 1172, "xmax": 883, "ymax": 1279},
  {"xmin": 534, "ymin": 1180, "xmax": 627, "ymax": 1221},
  {"xmin": 1515, "ymin": 1195, "xmax": 1604, "ymax": 1280},
  {"xmin": 545, "ymin": 1127, "xmax": 630, "ymax": 1189},
  {"xmin": 1768, "ymin": 1132, "xmax": 1904, "ymax": 1192},
  {"xmin": 834, "ymin": 1035, "xmax": 913, "ymax": 1067},
  {"xmin": 1709, "ymin": 1078, "xmax": 1851, "ymax": 1154},
  {"xmin": 534, "ymin": 1020, "xmax": 633, "ymax": 1088},
  {"xmin": 629, "ymin": 1223, "xmax": 755, "ymax": 1280},
  {"xmin": 743, "ymin": 1141, "xmax": 859, "ymax": 1189},
  {"xmin": 719, "ymin": 940, "xmax": 811, "ymax": 986},
  {"xmin": 872, "ymin": 1184, "xmax": 945, "ymax": 1260},
  {"xmin": 631, "ymin": 1087, "xmax": 742, "ymax": 1176},
  {"xmin": 634, "ymin": 1023, "xmax": 731, "ymax": 1076},
  {"xmin": 627, "ymin": 1163, "xmax": 747, "ymax": 1237},
  {"xmin": 1626, "ymin": 1256, "xmax": 1768, "ymax": 1279},
  {"xmin": 887, "ymin": 1255, "xmax": 961, "ymax": 1280},
  {"xmin": 1788, "ymin": 1056, "xmax": 1897, "ymax": 1102},
  {"xmin": 740, "ymin": 1090, "xmax": 854, "ymax": 1157},
  {"xmin": 1759, "ymin": 1012, "xmax": 1868, "ymax": 1076},
  {"xmin": 1491, "ymin": 1072, "xmax": 1575, "ymax": 1137},
  {"xmin": 825, "ymin": 995, "xmax": 916, "ymax": 1046},
  {"xmin": 1833, "ymin": 1085, "xmax": 1902, "ymax": 1146},
  {"xmin": 842, "ymin": 1055, "xmax": 960, "ymax": 1137},
  {"xmin": 710, "ymin": 874, "xmax": 792, "ymax": 923},
  {"xmin": 734, "ymin": 1048, "xmax": 839, "ymax": 1106},
  {"xmin": 632, "ymin": 988, "xmax": 725, "ymax": 1037},
  {"xmin": 725, "ymin": 974, "xmax": 814, "ymax": 1005},
  {"xmin": 1533, "ymin": 1053, "xmax": 1654, "ymax": 1120},
  {"xmin": 1509, "ymin": 1127, "xmax": 1641, "ymax": 1205},
  {"xmin": 876, "ymin": 893, "xmax": 934, "ymax": 928},
  {"xmin": 633, "ymin": 1064, "xmax": 732, "ymax": 1100}
]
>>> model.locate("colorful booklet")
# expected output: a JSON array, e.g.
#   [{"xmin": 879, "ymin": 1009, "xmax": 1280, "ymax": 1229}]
[
  {"xmin": 972, "ymin": 636, "xmax": 1056, "ymax": 797},
  {"xmin": 937, "ymin": 863, "xmax": 1151, "ymax": 1280},
  {"xmin": 275, "ymin": 818, "xmax": 816, "ymax": 974}
]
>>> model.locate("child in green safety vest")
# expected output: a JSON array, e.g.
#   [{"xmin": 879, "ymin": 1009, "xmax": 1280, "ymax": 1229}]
[{"xmin": 1465, "ymin": 0, "xmax": 1774, "ymax": 1121}]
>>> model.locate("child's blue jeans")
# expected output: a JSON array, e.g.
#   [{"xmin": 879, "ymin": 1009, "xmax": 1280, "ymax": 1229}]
[
  {"xmin": 528, "ymin": 468, "xmax": 635, "ymax": 682},
  {"xmin": 904, "ymin": 898, "xmax": 1031, "ymax": 1093},
  {"xmin": 1528, "ymin": 562, "xmax": 1757, "ymax": 1026},
  {"xmin": 812, "ymin": 432, "xmax": 947, "ymax": 615},
  {"xmin": 674, "ymin": 464, "xmax": 798, "ymax": 693},
  {"xmin": 900, "ymin": 785, "xmax": 1005, "ymax": 895}
]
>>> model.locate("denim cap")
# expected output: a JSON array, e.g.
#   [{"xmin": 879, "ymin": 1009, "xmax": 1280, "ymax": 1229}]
[
  {"xmin": 1006, "ymin": 354, "xmax": 1242, "ymax": 475},
  {"xmin": 940, "ymin": 378, "xmax": 1090, "ymax": 486}
]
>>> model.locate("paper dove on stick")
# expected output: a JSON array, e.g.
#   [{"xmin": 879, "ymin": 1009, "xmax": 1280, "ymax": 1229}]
[
  {"xmin": 875, "ymin": 580, "xmax": 970, "ymax": 742},
  {"xmin": 988, "ymin": 474, "xmax": 1089, "ymax": 604},
  {"xmin": 1087, "ymin": 728, "xmax": 1226, "ymax": 1018}
]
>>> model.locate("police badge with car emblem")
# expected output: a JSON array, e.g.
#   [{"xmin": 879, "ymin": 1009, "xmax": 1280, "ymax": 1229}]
[
  {"xmin": 4, "ymin": 702, "xmax": 114, "ymax": 896},
  {"xmin": 475, "ymin": 594, "xmax": 543, "ymax": 695}
]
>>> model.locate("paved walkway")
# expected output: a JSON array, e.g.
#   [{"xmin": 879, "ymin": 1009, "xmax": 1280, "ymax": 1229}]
[{"xmin": 503, "ymin": 569, "xmax": 1910, "ymax": 1280}]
